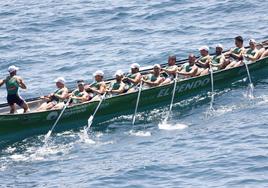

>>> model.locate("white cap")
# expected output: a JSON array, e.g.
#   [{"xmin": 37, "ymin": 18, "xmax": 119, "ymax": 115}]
[
  {"xmin": 153, "ymin": 64, "xmax": 161, "ymax": 69},
  {"xmin": 216, "ymin": 44, "xmax": 223, "ymax": 49},
  {"xmin": 249, "ymin": 39, "xmax": 256, "ymax": 44},
  {"xmin": 130, "ymin": 63, "xmax": 140, "ymax": 69},
  {"xmin": 8, "ymin": 65, "xmax": 19, "ymax": 73},
  {"xmin": 199, "ymin": 45, "xmax": 209, "ymax": 51},
  {"xmin": 114, "ymin": 70, "xmax": 124, "ymax": 77},
  {"xmin": 93, "ymin": 70, "xmax": 104, "ymax": 77},
  {"xmin": 77, "ymin": 80, "xmax": 85, "ymax": 85},
  {"xmin": 54, "ymin": 77, "xmax": 66, "ymax": 84}
]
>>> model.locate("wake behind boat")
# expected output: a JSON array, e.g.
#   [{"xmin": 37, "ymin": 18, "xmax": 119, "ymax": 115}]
[{"xmin": 1, "ymin": 40, "xmax": 268, "ymax": 147}]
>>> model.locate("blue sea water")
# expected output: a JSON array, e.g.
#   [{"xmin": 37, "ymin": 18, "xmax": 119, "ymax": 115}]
[{"xmin": 1, "ymin": 0, "xmax": 268, "ymax": 187}]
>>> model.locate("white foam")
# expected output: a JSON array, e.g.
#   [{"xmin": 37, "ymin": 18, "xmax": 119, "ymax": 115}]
[
  {"xmin": 98, "ymin": 140, "xmax": 115, "ymax": 145},
  {"xmin": 214, "ymin": 106, "xmax": 234, "ymax": 114},
  {"xmin": 158, "ymin": 120, "xmax": 188, "ymax": 130},
  {"xmin": 256, "ymin": 95, "xmax": 268, "ymax": 105},
  {"xmin": 0, "ymin": 164, "xmax": 7, "ymax": 171},
  {"xmin": 83, "ymin": 138, "xmax": 96, "ymax": 144},
  {"xmin": 5, "ymin": 146, "xmax": 16, "ymax": 154},
  {"xmin": 9, "ymin": 154, "xmax": 28, "ymax": 161},
  {"xmin": 129, "ymin": 130, "xmax": 151, "ymax": 137},
  {"xmin": 28, "ymin": 143, "xmax": 73, "ymax": 161},
  {"xmin": 95, "ymin": 132, "xmax": 104, "ymax": 138}
]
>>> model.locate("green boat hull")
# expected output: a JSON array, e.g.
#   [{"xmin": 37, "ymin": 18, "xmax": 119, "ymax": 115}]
[{"xmin": 1, "ymin": 57, "xmax": 268, "ymax": 147}]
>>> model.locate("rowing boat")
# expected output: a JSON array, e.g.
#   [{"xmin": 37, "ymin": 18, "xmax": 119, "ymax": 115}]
[{"xmin": 1, "ymin": 54, "xmax": 268, "ymax": 147}]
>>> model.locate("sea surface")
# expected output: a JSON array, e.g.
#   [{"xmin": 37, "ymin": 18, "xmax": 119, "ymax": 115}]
[{"xmin": 1, "ymin": 0, "xmax": 268, "ymax": 187}]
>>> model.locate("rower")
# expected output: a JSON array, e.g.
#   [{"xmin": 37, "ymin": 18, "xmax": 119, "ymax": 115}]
[
  {"xmin": 243, "ymin": 39, "xmax": 259, "ymax": 62},
  {"xmin": 69, "ymin": 80, "xmax": 91, "ymax": 104},
  {"xmin": 177, "ymin": 54, "xmax": 199, "ymax": 78},
  {"xmin": 210, "ymin": 44, "xmax": 226, "ymax": 71},
  {"xmin": 195, "ymin": 45, "xmax": 210, "ymax": 75},
  {"xmin": 259, "ymin": 40, "xmax": 268, "ymax": 59},
  {"xmin": 108, "ymin": 70, "xmax": 126, "ymax": 95},
  {"xmin": 143, "ymin": 64, "xmax": 165, "ymax": 88},
  {"xmin": 36, "ymin": 77, "xmax": 69, "ymax": 111},
  {"xmin": 225, "ymin": 36, "xmax": 245, "ymax": 68},
  {"xmin": 85, "ymin": 70, "xmax": 107, "ymax": 100},
  {"xmin": 0, "ymin": 65, "xmax": 29, "ymax": 114},
  {"xmin": 123, "ymin": 63, "xmax": 142, "ymax": 93},
  {"xmin": 256, "ymin": 43, "xmax": 266, "ymax": 59},
  {"xmin": 161, "ymin": 56, "xmax": 178, "ymax": 84},
  {"xmin": 260, "ymin": 48, "xmax": 268, "ymax": 59}
]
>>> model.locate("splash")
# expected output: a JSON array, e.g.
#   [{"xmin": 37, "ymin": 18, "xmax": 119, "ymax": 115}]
[
  {"xmin": 158, "ymin": 119, "xmax": 188, "ymax": 130},
  {"xmin": 5, "ymin": 142, "xmax": 73, "ymax": 163},
  {"xmin": 246, "ymin": 83, "xmax": 255, "ymax": 99},
  {"xmin": 257, "ymin": 95, "xmax": 268, "ymax": 105},
  {"xmin": 79, "ymin": 128, "xmax": 96, "ymax": 144},
  {"xmin": 205, "ymin": 93, "xmax": 216, "ymax": 118}
]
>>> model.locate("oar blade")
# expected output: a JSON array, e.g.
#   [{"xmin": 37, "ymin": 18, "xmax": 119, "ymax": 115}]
[
  {"xmin": 132, "ymin": 116, "xmax": 136, "ymax": 126},
  {"xmin": 44, "ymin": 130, "xmax": 52, "ymax": 143}
]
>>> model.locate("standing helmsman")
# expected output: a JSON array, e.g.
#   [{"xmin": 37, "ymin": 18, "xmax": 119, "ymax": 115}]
[{"xmin": 0, "ymin": 65, "xmax": 29, "ymax": 113}]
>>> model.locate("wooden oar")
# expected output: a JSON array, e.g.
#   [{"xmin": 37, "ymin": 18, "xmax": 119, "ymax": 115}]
[
  {"xmin": 44, "ymin": 97, "xmax": 72, "ymax": 143},
  {"xmin": 84, "ymin": 92, "xmax": 107, "ymax": 134},
  {"xmin": 243, "ymin": 58, "xmax": 254, "ymax": 98},
  {"xmin": 164, "ymin": 73, "xmax": 178, "ymax": 121},
  {"xmin": 209, "ymin": 64, "xmax": 215, "ymax": 111},
  {"xmin": 132, "ymin": 82, "xmax": 143, "ymax": 125}
]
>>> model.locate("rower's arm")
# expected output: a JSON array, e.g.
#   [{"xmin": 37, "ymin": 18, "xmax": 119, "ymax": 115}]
[
  {"xmin": 99, "ymin": 84, "xmax": 106, "ymax": 94},
  {"xmin": 0, "ymin": 79, "xmax": 5, "ymax": 87},
  {"xmin": 196, "ymin": 60, "xmax": 207, "ymax": 67},
  {"xmin": 111, "ymin": 83, "xmax": 125, "ymax": 94},
  {"xmin": 143, "ymin": 78, "xmax": 162, "ymax": 87},
  {"xmin": 177, "ymin": 66, "xmax": 183, "ymax": 72},
  {"xmin": 162, "ymin": 67, "xmax": 177, "ymax": 74},
  {"xmin": 177, "ymin": 70, "xmax": 191, "ymax": 76},
  {"xmin": 91, "ymin": 83, "xmax": 106, "ymax": 94},
  {"xmin": 73, "ymin": 93, "xmax": 89, "ymax": 102},
  {"xmin": 231, "ymin": 49, "xmax": 245, "ymax": 60},
  {"xmin": 128, "ymin": 73, "xmax": 142, "ymax": 84},
  {"xmin": 230, "ymin": 53, "xmax": 240, "ymax": 59},
  {"xmin": 219, "ymin": 56, "xmax": 225, "ymax": 67},
  {"xmin": 189, "ymin": 67, "xmax": 198, "ymax": 76},
  {"xmin": 178, "ymin": 67, "xmax": 198, "ymax": 77},
  {"xmin": 82, "ymin": 93, "xmax": 90, "ymax": 101},
  {"xmin": 224, "ymin": 49, "xmax": 233, "ymax": 56},
  {"xmin": 248, "ymin": 50, "xmax": 259, "ymax": 61},
  {"xmin": 54, "ymin": 89, "xmax": 69, "ymax": 100},
  {"xmin": 211, "ymin": 57, "xmax": 225, "ymax": 68},
  {"xmin": 17, "ymin": 77, "xmax": 27, "ymax": 89}
]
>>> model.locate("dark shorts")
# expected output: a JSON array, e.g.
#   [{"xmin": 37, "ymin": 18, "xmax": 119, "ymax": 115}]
[{"xmin": 7, "ymin": 94, "xmax": 25, "ymax": 106}]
